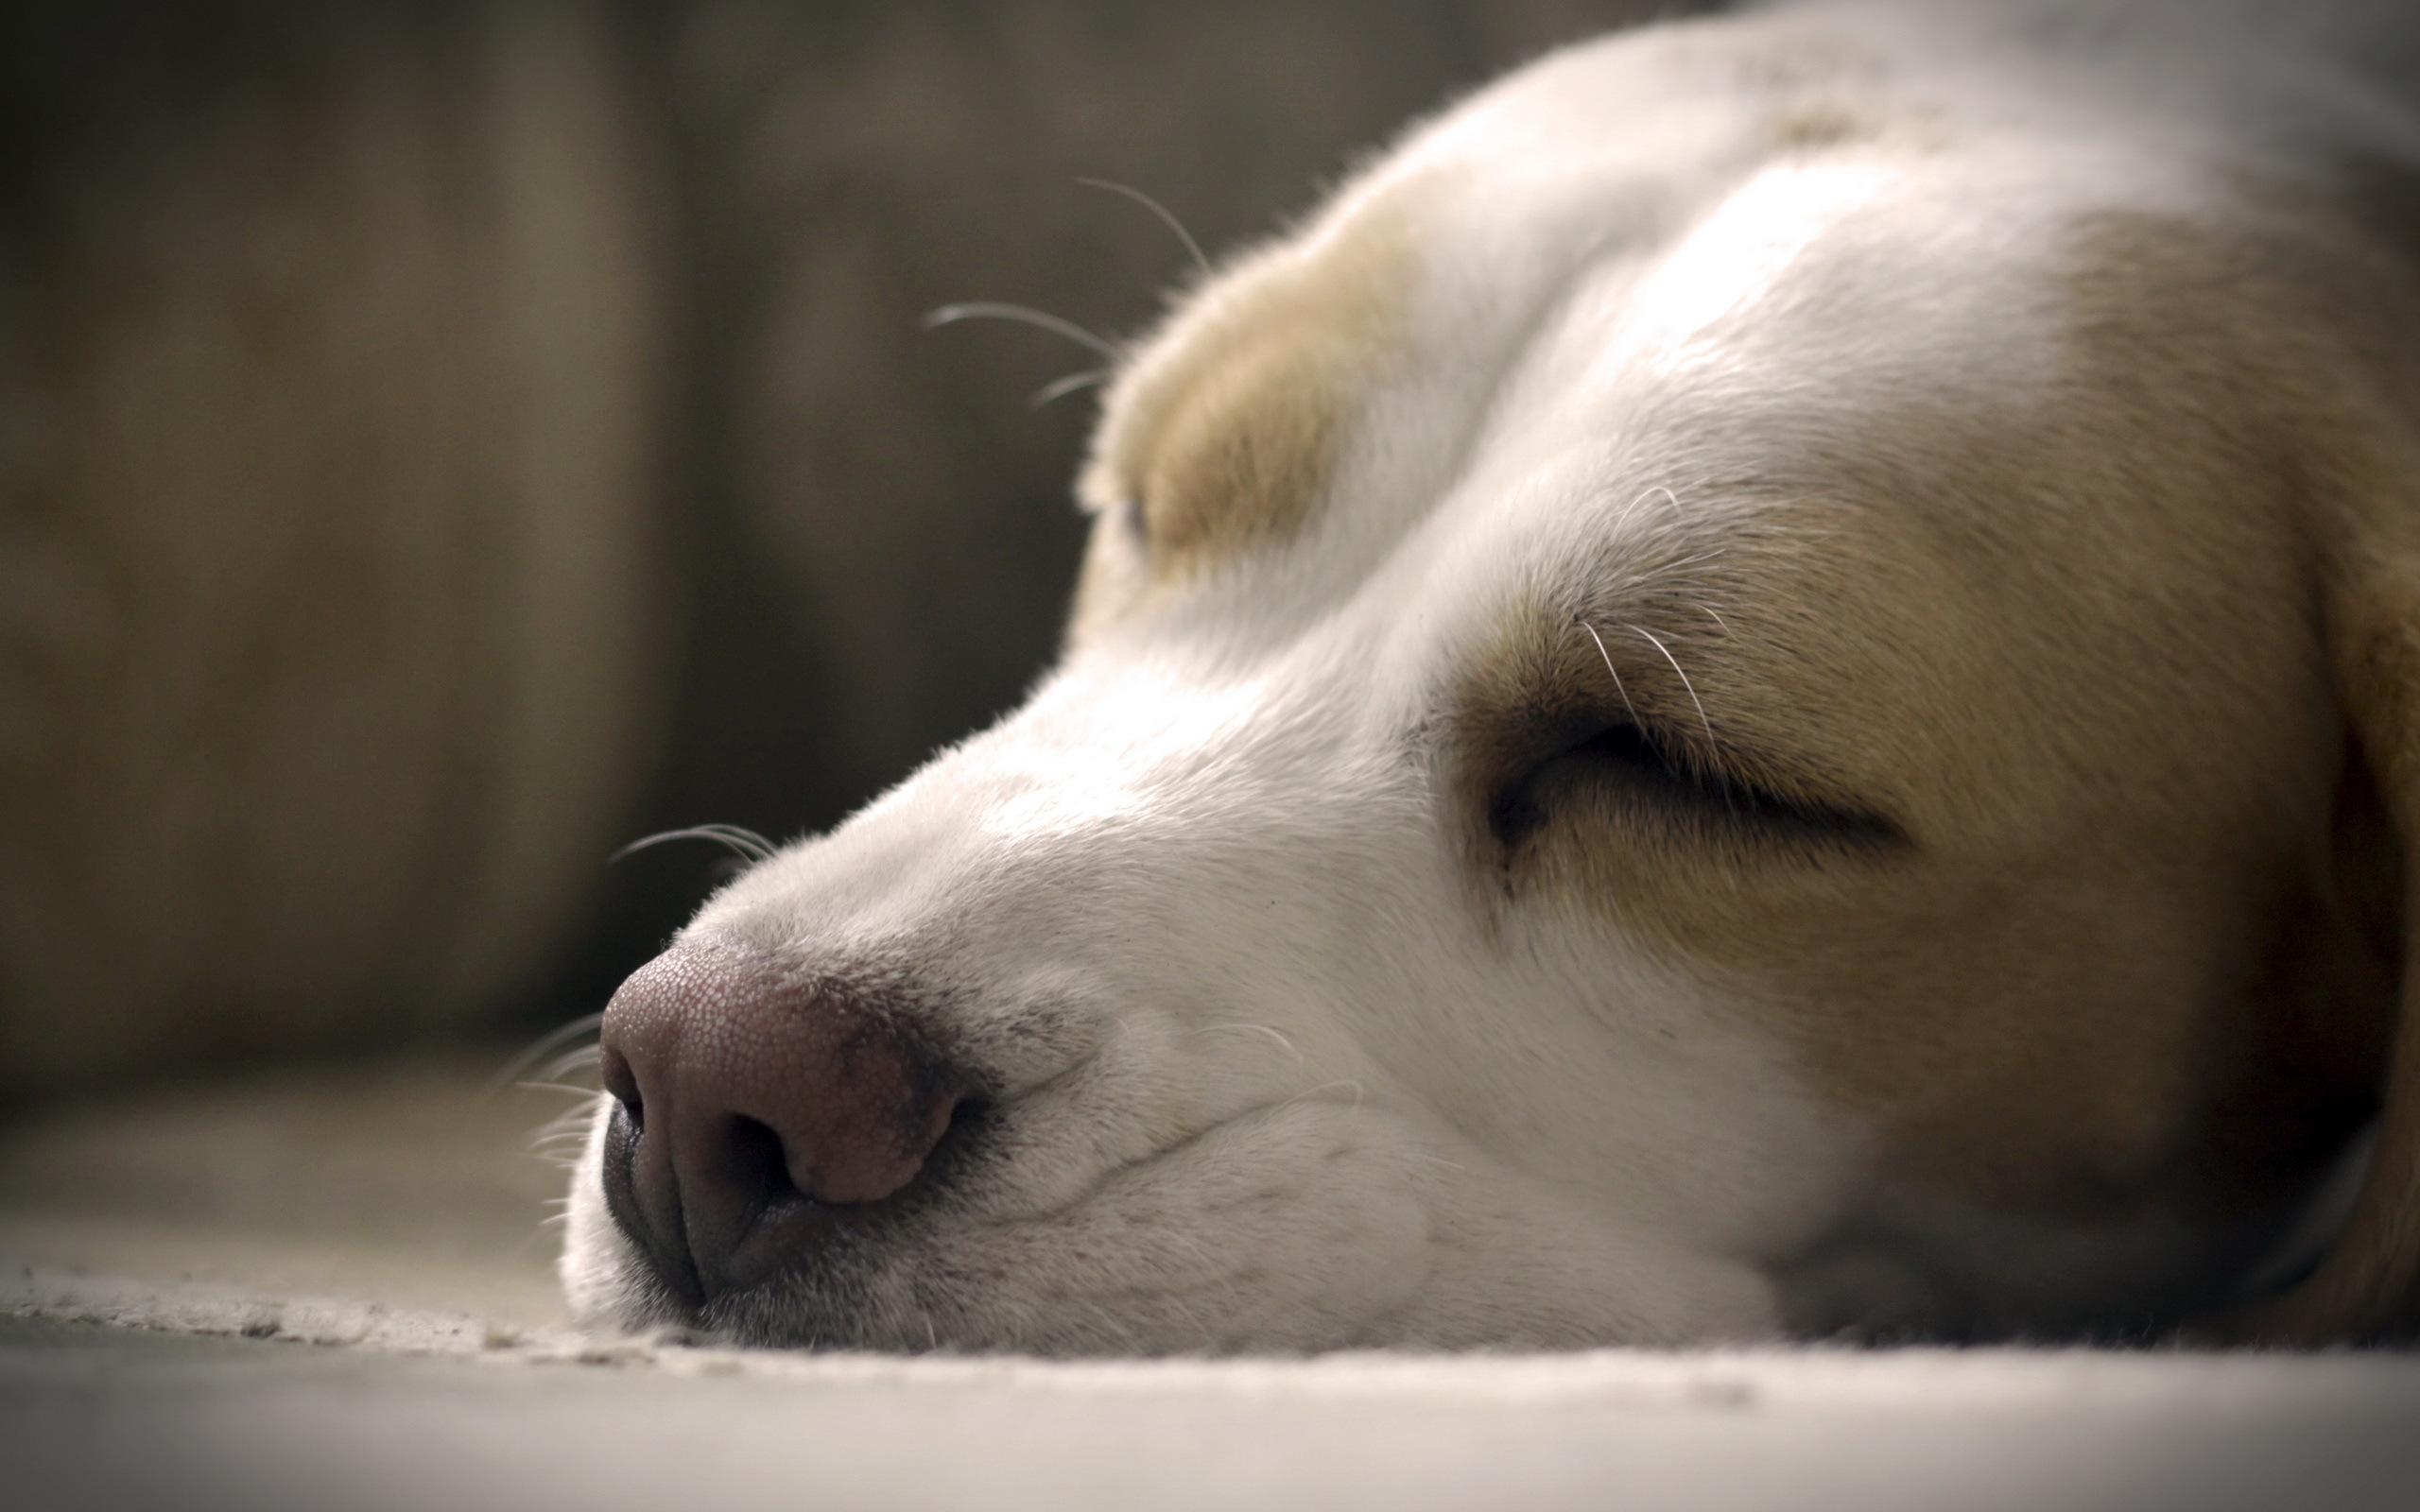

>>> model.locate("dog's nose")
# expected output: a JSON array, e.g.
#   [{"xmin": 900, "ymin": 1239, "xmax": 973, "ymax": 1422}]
[{"xmin": 596, "ymin": 943, "xmax": 963, "ymax": 1303}]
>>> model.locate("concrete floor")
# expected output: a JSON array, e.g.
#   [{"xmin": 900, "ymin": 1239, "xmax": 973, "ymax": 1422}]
[{"xmin": 5, "ymin": 1059, "xmax": 2420, "ymax": 1512}]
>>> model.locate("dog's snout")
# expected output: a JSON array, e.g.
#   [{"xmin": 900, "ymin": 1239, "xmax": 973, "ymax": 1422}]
[{"xmin": 596, "ymin": 943, "xmax": 963, "ymax": 1304}]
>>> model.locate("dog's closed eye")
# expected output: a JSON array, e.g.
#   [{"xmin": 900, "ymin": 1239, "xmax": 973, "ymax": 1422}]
[{"xmin": 1490, "ymin": 713, "xmax": 1906, "ymax": 860}]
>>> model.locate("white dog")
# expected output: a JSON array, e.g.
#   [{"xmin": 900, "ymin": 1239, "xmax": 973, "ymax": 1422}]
[{"xmin": 563, "ymin": 0, "xmax": 2420, "ymax": 1350}]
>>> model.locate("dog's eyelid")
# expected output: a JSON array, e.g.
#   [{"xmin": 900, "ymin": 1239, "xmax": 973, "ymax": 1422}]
[
  {"xmin": 1518, "ymin": 710, "xmax": 1908, "ymax": 854},
  {"xmin": 1557, "ymin": 713, "xmax": 1728, "ymax": 792}
]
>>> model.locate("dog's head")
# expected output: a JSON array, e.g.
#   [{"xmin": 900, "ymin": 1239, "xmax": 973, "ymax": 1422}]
[{"xmin": 563, "ymin": 10, "xmax": 2420, "ymax": 1350}]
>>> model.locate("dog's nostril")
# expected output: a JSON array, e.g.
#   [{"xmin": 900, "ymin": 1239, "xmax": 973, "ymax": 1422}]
[
  {"xmin": 942, "ymin": 1096, "xmax": 983, "ymax": 1143},
  {"xmin": 599, "ymin": 1043, "xmax": 644, "ymax": 1126},
  {"xmin": 725, "ymin": 1114, "xmax": 799, "ymax": 1203}
]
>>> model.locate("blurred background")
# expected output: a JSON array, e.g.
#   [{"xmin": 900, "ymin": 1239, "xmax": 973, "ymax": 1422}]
[{"xmin": 0, "ymin": 0, "xmax": 1710, "ymax": 1112}]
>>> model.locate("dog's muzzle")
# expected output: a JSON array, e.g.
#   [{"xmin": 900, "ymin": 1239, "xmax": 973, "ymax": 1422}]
[{"xmin": 596, "ymin": 943, "xmax": 966, "ymax": 1309}]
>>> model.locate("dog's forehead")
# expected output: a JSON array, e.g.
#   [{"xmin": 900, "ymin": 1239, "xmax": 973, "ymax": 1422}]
[
  {"xmin": 1080, "ymin": 149, "xmax": 2097, "ymax": 698},
  {"xmin": 1118, "ymin": 17, "xmax": 2269, "ymax": 622},
  {"xmin": 1071, "ymin": 2, "xmax": 2316, "ymax": 670},
  {"xmin": 1403, "ymin": 163, "xmax": 2066, "ymax": 601}
]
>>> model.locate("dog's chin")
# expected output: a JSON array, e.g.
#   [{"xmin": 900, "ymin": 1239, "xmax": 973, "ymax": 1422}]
[{"xmin": 562, "ymin": 1092, "xmax": 1784, "ymax": 1354}]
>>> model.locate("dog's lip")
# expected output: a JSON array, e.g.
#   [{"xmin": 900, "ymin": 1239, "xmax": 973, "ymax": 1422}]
[{"xmin": 710, "ymin": 1193, "xmax": 856, "ymax": 1295}]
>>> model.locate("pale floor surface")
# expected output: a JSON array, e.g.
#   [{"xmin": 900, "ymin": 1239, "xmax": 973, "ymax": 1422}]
[
  {"xmin": 0, "ymin": 1055, "xmax": 578, "ymax": 1328},
  {"xmin": 4, "ymin": 1058, "xmax": 2420, "ymax": 1512}
]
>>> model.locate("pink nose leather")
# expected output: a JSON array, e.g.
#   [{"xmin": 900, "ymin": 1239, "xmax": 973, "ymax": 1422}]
[{"xmin": 597, "ymin": 943, "xmax": 962, "ymax": 1301}]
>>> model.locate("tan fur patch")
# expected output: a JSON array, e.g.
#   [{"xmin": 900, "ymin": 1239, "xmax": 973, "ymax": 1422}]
[{"xmin": 1068, "ymin": 185, "xmax": 1419, "ymax": 637}]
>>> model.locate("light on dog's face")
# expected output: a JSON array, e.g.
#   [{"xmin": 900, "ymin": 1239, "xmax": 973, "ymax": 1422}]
[{"xmin": 565, "ymin": 14, "xmax": 2397, "ymax": 1351}]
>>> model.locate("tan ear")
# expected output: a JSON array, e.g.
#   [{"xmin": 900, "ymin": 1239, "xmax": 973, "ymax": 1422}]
[{"xmin": 2221, "ymin": 551, "xmax": 2420, "ymax": 1344}]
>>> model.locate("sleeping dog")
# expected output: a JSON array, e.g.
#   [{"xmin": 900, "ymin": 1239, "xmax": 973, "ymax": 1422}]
[{"xmin": 563, "ymin": 0, "xmax": 2420, "ymax": 1349}]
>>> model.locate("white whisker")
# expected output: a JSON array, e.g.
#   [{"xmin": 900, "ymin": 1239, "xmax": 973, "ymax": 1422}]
[
  {"xmin": 1580, "ymin": 620, "xmax": 1643, "ymax": 728},
  {"xmin": 1030, "ymin": 369, "xmax": 1111, "ymax": 407},
  {"xmin": 1283, "ymin": 1079, "xmax": 1365, "ymax": 1110},
  {"xmin": 1077, "ymin": 177, "xmax": 1212, "ymax": 277},
  {"xmin": 1631, "ymin": 625, "xmax": 1720, "ymax": 758},
  {"xmin": 487, "ymin": 1012, "xmax": 605, "ymax": 1095},
  {"xmin": 1631, "ymin": 625, "xmax": 1735, "ymax": 812},
  {"xmin": 924, "ymin": 301, "xmax": 1119, "ymax": 362},
  {"xmin": 517, "ymin": 1079, "xmax": 606, "ymax": 1101},
  {"xmin": 610, "ymin": 824, "xmax": 779, "ymax": 867},
  {"xmin": 1187, "ymin": 1023, "xmax": 1306, "ymax": 1065},
  {"xmin": 539, "ymin": 1044, "xmax": 603, "ymax": 1084}
]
